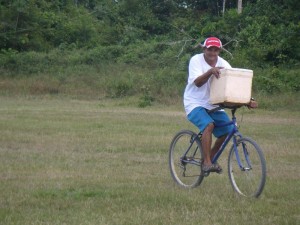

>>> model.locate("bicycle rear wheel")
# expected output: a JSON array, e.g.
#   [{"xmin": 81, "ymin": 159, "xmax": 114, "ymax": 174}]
[
  {"xmin": 228, "ymin": 137, "xmax": 266, "ymax": 197},
  {"xmin": 169, "ymin": 130, "xmax": 204, "ymax": 188}
]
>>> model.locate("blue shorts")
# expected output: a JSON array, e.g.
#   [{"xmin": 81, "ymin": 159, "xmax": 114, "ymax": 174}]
[{"xmin": 187, "ymin": 107, "xmax": 233, "ymax": 138}]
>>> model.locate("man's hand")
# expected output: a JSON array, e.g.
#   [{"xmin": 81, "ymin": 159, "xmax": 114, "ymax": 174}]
[
  {"xmin": 210, "ymin": 67, "xmax": 224, "ymax": 79},
  {"xmin": 248, "ymin": 99, "xmax": 258, "ymax": 109}
]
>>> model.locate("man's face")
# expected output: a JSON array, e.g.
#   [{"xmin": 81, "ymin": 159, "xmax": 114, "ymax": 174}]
[{"xmin": 204, "ymin": 47, "xmax": 221, "ymax": 62}]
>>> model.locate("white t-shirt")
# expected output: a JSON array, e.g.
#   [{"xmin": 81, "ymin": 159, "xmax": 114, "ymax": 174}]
[{"xmin": 183, "ymin": 53, "xmax": 232, "ymax": 115}]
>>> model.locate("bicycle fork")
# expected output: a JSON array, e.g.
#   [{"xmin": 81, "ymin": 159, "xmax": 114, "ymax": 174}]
[{"xmin": 233, "ymin": 136, "xmax": 252, "ymax": 171}]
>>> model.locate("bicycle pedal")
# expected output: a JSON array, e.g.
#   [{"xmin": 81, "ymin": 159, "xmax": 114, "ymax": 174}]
[{"xmin": 216, "ymin": 169, "xmax": 223, "ymax": 174}]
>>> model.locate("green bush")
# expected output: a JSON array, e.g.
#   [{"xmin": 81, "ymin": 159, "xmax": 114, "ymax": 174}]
[
  {"xmin": 253, "ymin": 67, "xmax": 300, "ymax": 94},
  {"xmin": 0, "ymin": 42, "xmax": 298, "ymax": 110},
  {"xmin": 138, "ymin": 85, "xmax": 154, "ymax": 108}
]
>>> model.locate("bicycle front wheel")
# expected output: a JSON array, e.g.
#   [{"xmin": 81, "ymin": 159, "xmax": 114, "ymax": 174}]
[
  {"xmin": 228, "ymin": 137, "xmax": 266, "ymax": 197},
  {"xmin": 169, "ymin": 130, "xmax": 204, "ymax": 188}
]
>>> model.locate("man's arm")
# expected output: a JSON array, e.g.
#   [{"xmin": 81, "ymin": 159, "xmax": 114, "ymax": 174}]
[{"xmin": 194, "ymin": 67, "xmax": 223, "ymax": 87}]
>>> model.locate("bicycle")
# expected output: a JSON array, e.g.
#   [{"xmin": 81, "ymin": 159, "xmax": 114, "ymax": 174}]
[{"xmin": 168, "ymin": 104, "xmax": 266, "ymax": 198}]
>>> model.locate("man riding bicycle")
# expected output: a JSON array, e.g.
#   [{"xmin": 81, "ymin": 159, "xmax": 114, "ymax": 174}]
[{"xmin": 183, "ymin": 37, "xmax": 257, "ymax": 174}]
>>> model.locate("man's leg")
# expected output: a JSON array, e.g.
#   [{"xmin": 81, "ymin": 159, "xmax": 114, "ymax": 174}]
[
  {"xmin": 201, "ymin": 123, "xmax": 214, "ymax": 166},
  {"xmin": 210, "ymin": 110, "xmax": 232, "ymax": 161},
  {"xmin": 187, "ymin": 107, "xmax": 218, "ymax": 171},
  {"xmin": 210, "ymin": 135, "xmax": 226, "ymax": 161}
]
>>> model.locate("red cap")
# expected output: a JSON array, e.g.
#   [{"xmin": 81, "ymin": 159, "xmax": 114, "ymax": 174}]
[{"xmin": 203, "ymin": 37, "xmax": 222, "ymax": 48}]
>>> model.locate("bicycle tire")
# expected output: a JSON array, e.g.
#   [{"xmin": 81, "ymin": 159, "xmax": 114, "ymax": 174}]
[
  {"xmin": 228, "ymin": 137, "xmax": 266, "ymax": 197},
  {"xmin": 169, "ymin": 130, "xmax": 204, "ymax": 188}
]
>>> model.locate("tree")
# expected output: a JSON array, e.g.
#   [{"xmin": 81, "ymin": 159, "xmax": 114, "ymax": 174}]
[{"xmin": 237, "ymin": 0, "xmax": 242, "ymax": 14}]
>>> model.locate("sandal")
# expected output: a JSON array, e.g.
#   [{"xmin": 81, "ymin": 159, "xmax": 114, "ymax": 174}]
[
  {"xmin": 202, "ymin": 164, "xmax": 219, "ymax": 173},
  {"xmin": 214, "ymin": 162, "xmax": 223, "ymax": 174},
  {"xmin": 202, "ymin": 163, "xmax": 223, "ymax": 173}
]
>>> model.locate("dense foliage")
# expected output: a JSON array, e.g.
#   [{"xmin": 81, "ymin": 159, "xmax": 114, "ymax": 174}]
[{"xmin": 0, "ymin": 0, "xmax": 299, "ymax": 103}]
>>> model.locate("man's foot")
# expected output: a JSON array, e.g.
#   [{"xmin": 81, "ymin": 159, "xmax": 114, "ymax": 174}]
[
  {"xmin": 214, "ymin": 162, "xmax": 223, "ymax": 174},
  {"xmin": 202, "ymin": 163, "xmax": 222, "ymax": 173}
]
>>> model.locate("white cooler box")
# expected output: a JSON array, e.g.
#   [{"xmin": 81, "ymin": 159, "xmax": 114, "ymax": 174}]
[{"xmin": 210, "ymin": 68, "xmax": 253, "ymax": 106}]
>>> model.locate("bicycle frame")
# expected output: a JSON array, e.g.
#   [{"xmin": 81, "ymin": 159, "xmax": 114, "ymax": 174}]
[
  {"xmin": 211, "ymin": 108, "xmax": 251, "ymax": 170},
  {"xmin": 180, "ymin": 133, "xmax": 202, "ymax": 167},
  {"xmin": 181, "ymin": 108, "xmax": 251, "ymax": 171}
]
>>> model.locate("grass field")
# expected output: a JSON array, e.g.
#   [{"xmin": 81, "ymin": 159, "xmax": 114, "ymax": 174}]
[{"xmin": 0, "ymin": 96, "xmax": 299, "ymax": 225}]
